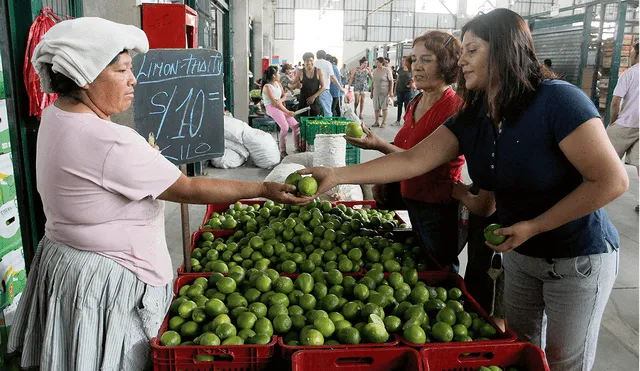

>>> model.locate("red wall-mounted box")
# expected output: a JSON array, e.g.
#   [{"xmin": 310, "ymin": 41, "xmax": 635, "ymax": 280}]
[{"xmin": 141, "ymin": 4, "xmax": 198, "ymax": 49}]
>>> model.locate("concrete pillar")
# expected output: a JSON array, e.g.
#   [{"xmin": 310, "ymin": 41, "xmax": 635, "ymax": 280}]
[
  {"xmin": 232, "ymin": 0, "xmax": 250, "ymax": 123},
  {"xmin": 262, "ymin": 0, "xmax": 275, "ymax": 63},
  {"xmin": 251, "ymin": 5, "xmax": 264, "ymax": 81}
]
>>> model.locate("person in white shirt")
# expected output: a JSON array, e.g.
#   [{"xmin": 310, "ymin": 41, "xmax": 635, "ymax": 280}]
[
  {"xmin": 314, "ymin": 50, "xmax": 344, "ymax": 116},
  {"xmin": 607, "ymin": 42, "xmax": 639, "ymax": 211}
]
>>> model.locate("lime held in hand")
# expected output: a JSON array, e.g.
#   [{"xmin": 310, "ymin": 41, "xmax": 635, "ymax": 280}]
[
  {"xmin": 345, "ymin": 122, "xmax": 363, "ymax": 138},
  {"xmin": 297, "ymin": 177, "xmax": 319, "ymax": 197},
  {"xmin": 484, "ymin": 223, "xmax": 507, "ymax": 245}
]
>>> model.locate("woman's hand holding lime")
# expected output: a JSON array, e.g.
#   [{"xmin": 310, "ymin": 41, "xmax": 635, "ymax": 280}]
[
  {"xmin": 345, "ymin": 124, "xmax": 380, "ymax": 151},
  {"xmin": 297, "ymin": 167, "xmax": 337, "ymax": 197},
  {"xmin": 261, "ymin": 182, "xmax": 310, "ymax": 205},
  {"xmin": 484, "ymin": 221, "xmax": 539, "ymax": 253}
]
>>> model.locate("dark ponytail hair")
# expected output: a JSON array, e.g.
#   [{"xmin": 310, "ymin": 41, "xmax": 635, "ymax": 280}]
[{"xmin": 261, "ymin": 66, "xmax": 279, "ymax": 91}]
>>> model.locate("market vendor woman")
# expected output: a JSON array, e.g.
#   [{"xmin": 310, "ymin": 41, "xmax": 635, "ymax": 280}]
[
  {"xmin": 8, "ymin": 17, "xmax": 304, "ymax": 371},
  {"xmin": 302, "ymin": 9, "xmax": 627, "ymax": 371}
]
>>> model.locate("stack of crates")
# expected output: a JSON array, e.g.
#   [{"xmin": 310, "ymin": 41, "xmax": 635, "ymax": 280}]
[{"xmin": 299, "ymin": 116, "xmax": 360, "ymax": 165}]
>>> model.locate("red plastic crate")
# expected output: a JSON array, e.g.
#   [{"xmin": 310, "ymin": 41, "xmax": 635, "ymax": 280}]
[
  {"xmin": 291, "ymin": 347, "xmax": 423, "ymax": 371},
  {"xmin": 396, "ymin": 271, "xmax": 517, "ymax": 348},
  {"xmin": 152, "ymin": 276, "xmax": 278, "ymax": 371},
  {"xmin": 177, "ymin": 229, "xmax": 236, "ymax": 277},
  {"xmin": 278, "ymin": 334, "xmax": 401, "ymax": 367},
  {"xmin": 421, "ymin": 342, "xmax": 549, "ymax": 371}
]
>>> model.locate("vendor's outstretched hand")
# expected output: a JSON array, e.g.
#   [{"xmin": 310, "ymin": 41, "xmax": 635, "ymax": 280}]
[
  {"xmin": 345, "ymin": 124, "xmax": 380, "ymax": 150},
  {"xmin": 297, "ymin": 167, "xmax": 337, "ymax": 197},
  {"xmin": 262, "ymin": 182, "xmax": 312, "ymax": 205}
]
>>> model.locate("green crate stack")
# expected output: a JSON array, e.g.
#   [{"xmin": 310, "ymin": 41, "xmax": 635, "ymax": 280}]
[
  {"xmin": 346, "ymin": 146, "xmax": 361, "ymax": 165},
  {"xmin": 299, "ymin": 116, "xmax": 352, "ymax": 145}
]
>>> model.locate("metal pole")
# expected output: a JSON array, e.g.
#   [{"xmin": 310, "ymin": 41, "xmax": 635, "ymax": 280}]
[{"xmin": 179, "ymin": 165, "xmax": 192, "ymax": 273}]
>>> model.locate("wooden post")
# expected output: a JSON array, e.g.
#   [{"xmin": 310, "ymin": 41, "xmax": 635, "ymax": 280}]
[{"xmin": 179, "ymin": 164, "xmax": 191, "ymax": 273}]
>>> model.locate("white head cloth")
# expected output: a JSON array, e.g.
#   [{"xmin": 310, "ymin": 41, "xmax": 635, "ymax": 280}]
[{"xmin": 32, "ymin": 17, "xmax": 149, "ymax": 93}]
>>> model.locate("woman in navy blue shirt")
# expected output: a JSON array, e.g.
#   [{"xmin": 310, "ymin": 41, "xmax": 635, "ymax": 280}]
[{"xmin": 302, "ymin": 9, "xmax": 628, "ymax": 370}]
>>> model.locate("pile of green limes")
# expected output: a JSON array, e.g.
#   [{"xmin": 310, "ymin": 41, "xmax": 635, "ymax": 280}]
[{"xmin": 189, "ymin": 222, "xmax": 430, "ymax": 274}]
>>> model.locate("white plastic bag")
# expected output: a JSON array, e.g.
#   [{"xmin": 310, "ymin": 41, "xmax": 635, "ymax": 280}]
[
  {"xmin": 210, "ymin": 149, "xmax": 246, "ymax": 169},
  {"xmin": 224, "ymin": 116, "xmax": 250, "ymax": 144},
  {"xmin": 264, "ymin": 163, "xmax": 305, "ymax": 183},
  {"xmin": 313, "ymin": 134, "xmax": 346, "ymax": 168},
  {"xmin": 281, "ymin": 152, "xmax": 314, "ymax": 168},
  {"xmin": 341, "ymin": 102, "xmax": 361, "ymax": 125},
  {"xmin": 243, "ymin": 128, "xmax": 280, "ymax": 169},
  {"xmin": 226, "ymin": 140, "xmax": 250, "ymax": 160}
]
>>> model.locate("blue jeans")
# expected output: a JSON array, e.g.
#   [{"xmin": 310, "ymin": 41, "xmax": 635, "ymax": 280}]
[
  {"xmin": 504, "ymin": 247, "xmax": 618, "ymax": 371},
  {"xmin": 318, "ymin": 91, "xmax": 333, "ymax": 117},
  {"xmin": 403, "ymin": 197, "xmax": 460, "ymax": 272},
  {"xmin": 396, "ymin": 90, "xmax": 412, "ymax": 122}
]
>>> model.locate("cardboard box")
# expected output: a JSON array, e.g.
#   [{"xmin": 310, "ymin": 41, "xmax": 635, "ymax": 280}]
[
  {"xmin": 0, "ymin": 247, "xmax": 25, "ymax": 308},
  {"xmin": 0, "ymin": 154, "xmax": 21, "ymax": 257},
  {"xmin": 0, "ymin": 101, "xmax": 9, "ymax": 155}
]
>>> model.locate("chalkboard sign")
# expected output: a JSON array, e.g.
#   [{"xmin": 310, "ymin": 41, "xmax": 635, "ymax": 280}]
[{"xmin": 133, "ymin": 49, "xmax": 224, "ymax": 165}]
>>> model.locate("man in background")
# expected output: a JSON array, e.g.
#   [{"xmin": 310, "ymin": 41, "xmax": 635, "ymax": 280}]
[
  {"xmin": 607, "ymin": 42, "xmax": 639, "ymax": 212},
  {"xmin": 328, "ymin": 55, "xmax": 345, "ymax": 116},
  {"xmin": 340, "ymin": 63, "xmax": 350, "ymax": 85},
  {"xmin": 314, "ymin": 50, "xmax": 344, "ymax": 117}
]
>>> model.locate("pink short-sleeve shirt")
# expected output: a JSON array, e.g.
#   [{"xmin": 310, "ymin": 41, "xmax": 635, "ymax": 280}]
[{"xmin": 36, "ymin": 105, "xmax": 182, "ymax": 286}]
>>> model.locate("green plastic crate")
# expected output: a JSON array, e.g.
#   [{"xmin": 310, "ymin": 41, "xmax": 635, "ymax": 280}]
[
  {"xmin": 300, "ymin": 116, "xmax": 354, "ymax": 145},
  {"xmin": 346, "ymin": 146, "xmax": 361, "ymax": 165}
]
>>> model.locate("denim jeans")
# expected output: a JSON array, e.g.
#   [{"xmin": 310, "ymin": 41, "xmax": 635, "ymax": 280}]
[
  {"xmin": 403, "ymin": 197, "xmax": 460, "ymax": 272},
  {"xmin": 504, "ymin": 247, "xmax": 618, "ymax": 371},
  {"xmin": 396, "ymin": 90, "xmax": 412, "ymax": 122},
  {"xmin": 318, "ymin": 91, "xmax": 333, "ymax": 117}
]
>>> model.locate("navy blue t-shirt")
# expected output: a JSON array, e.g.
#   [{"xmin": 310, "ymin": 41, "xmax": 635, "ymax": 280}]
[{"xmin": 445, "ymin": 80, "xmax": 619, "ymax": 258}]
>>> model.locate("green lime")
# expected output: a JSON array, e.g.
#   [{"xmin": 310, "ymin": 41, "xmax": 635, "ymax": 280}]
[
  {"xmin": 255, "ymin": 275, "xmax": 272, "ymax": 292},
  {"xmin": 456, "ymin": 311, "xmax": 473, "ymax": 328},
  {"xmin": 388, "ymin": 272, "xmax": 404, "ymax": 289},
  {"xmin": 342, "ymin": 301, "xmax": 361, "ymax": 321},
  {"xmin": 254, "ymin": 317, "xmax": 274, "ymax": 337},
  {"xmin": 199, "ymin": 332, "xmax": 221, "ymax": 346},
  {"xmin": 288, "ymin": 290, "xmax": 304, "ymax": 305},
  {"xmin": 300, "ymin": 328, "xmax": 324, "ymax": 345},
  {"xmin": 237, "ymin": 312, "xmax": 258, "ymax": 329},
  {"xmin": 226, "ymin": 293, "xmax": 248, "ymax": 309},
  {"xmin": 435, "ymin": 287, "xmax": 447, "ymax": 302},
  {"xmin": 281, "ymin": 260, "xmax": 297, "ymax": 274},
  {"xmin": 410, "ymin": 285, "xmax": 430, "ymax": 304},
  {"xmin": 273, "ymin": 314, "xmax": 293, "ymax": 333},
  {"xmin": 251, "ymin": 333, "xmax": 272, "ymax": 344},
  {"xmin": 321, "ymin": 294, "xmax": 340, "ymax": 312},
  {"xmin": 191, "ymin": 308, "xmax": 208, "ymax": 324},
  {"xmin": 180, "ymin": 321, "xmax": 200, "ymax": 338},
  {"xmin": 295, "ymin": 273, "xmax": 315, "ymax": 294},
  {"xmin": 291, "ymin": 314, "xmax": 307, "ymax": 331},
  {"xmin": 424, "ymin": 298, "xmax": 446, "ymax": 313},
  {"xmin": 297, "ymin": 177, "xmax": 319, "ymax": 196},
  {"xmin": 248, "ymin": 302, "xmax": 268, "ymax": 319},
  {"xmin": 383, "ymin": 315, "xmax": 402, "ymax": 333},
  {"xmin": 299, "ymin": 293, "xmax": 317, "ymax": 311},
  {"xmin": 210, "ymin": 314, "xmax": 232, "ymax": 331},
  {"xmin": 338, "ymin": 327, "xmax": 361, "ymax": 344},
  {"xmin": 383, "ymin": 259, "xmax": 402, "ymax": 272},
  {"xmin": 222, "ymin": 336, "xmax": 244, "ymax": 345},
  {"xmin": 268, "ymin": 304, "xmax": 289, "ymax": 321},
  {"xmin": 353, "ymin": 284, "xmax": 370, "ymax": 301},
  {"xmin": 167, "ymin": 316, "xmax": 186, "ymax": 336},
  {"xmin": 178, "ymin": 300, "xmax": 198, "ymax": 319},
  {"xmin": 328, "ymin": 312, "xmax": 345, "ymax": 323},
  {"xmin": 436, "ymin": 307, "xmax": 457, "ymax": 326},
  {"xmin": 403, "ymin": 324, "xmax": 427, "ymax": 344},
  {"xmin": 214, "ymin": 322, "xmax": 237, "ymax": 340},
  {"xmin": 313, "ymin": 317, "xmax": 336, "ymax": 338},
  {"xmin": 160, "ymin": 330, "xmax": 181, "ymax": 346},
  {"xmin": 237, "ymin": 328, "xmax": 256, "ymax": 341},
  {"xmin": 244, "ymin": 288, "xmax": 262, "ymax": 303},
  {"xmin": 472, "ymin": 318, "xmax": 487, "ymax": 332},
  {"xmin": 484, "ymin": 223, "xmax": 506, "ymax": 245},
  {"xmin": 313, "ymin": 282, "xmax": 328, "ymax": 299},
  {"xmin": 170, "ymin": 297, "xmax": 188, "ymax": 314},
  {"xmin": 394, "ymin": 283, "xmax": 412, "ymax": 302},
  {"xmin": 403, "ymin": 268, "xmax": 418, "ymax": 286},
  {"xmin": 334, "ymin": 319, "xmax": 352, "ymax": 332},
  {"xmin": 479, "ymin": 323, "xmax": 497, "ymax": 338},
  {"xmin": 327, "ymin": 269, "xmax": 343, "ymax": 285},
  {"xmin": 452, "ymin": 323, "xmax": 468, "ymax": 337},
  {"xmin": 362, "ymin": 323, "xmax": 389, "ymax": 343},
  {"xmin": 361, "ymin": 303, "xmax": 385, "ymax": 321},
  {"xmin": 432, "ymin": 322, "xmax": 454, "ymax": 342},
  {"xmin": 448, "ymin": 287, "xmax": 463, "ymax": 300},
  {"xmin": 446, "ymin": 300, "xmax": 465, "ymax": 313}
]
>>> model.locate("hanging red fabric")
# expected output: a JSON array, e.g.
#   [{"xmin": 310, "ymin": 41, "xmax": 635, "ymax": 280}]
[{"xmin": 23, "ymin": 7, "xmax": 63, "ymax": 119}]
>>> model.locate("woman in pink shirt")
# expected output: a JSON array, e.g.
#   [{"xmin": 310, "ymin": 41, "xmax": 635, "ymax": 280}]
[{"xmin": 8, "ymin": 18, "xmax": 304, "ymax": 371}]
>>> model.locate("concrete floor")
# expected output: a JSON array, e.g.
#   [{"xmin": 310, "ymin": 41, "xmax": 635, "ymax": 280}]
[{"xmin": 164, "ymin": 101, "xmax": 639, "ymax": 370}]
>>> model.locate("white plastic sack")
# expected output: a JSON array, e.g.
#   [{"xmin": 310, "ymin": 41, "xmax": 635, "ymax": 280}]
[
  {"xmin": 226, "ymin": 140, "xmax": 250, "ymax": 160},
  {"xmin": 313, "ymin": 134, "xmax": 346, "ymax": 168},
  {"xmin": 281, "ymin": 152, "xmax": 314, "ymax": 168},
  {"xmin": 264, "ymin": 163, "xmax": 306, "ymax": 183},
  {"xmin": 224, "ymin": 115, "xmax": 250, "ymax": 144},
  {"xmin": 342, "ymin": 103, "xmax": 362, "ymax": 125},
  {"xmin": 318, "ymin": 184, "xmax": 364, "ymax": 202},
  {"xmin": 210, "ymin": 149, "xmax": 246, "ymax": 169},
  {"xmin": 243, "ymin": 128, "xmax": 280, "ymax": 169}
]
